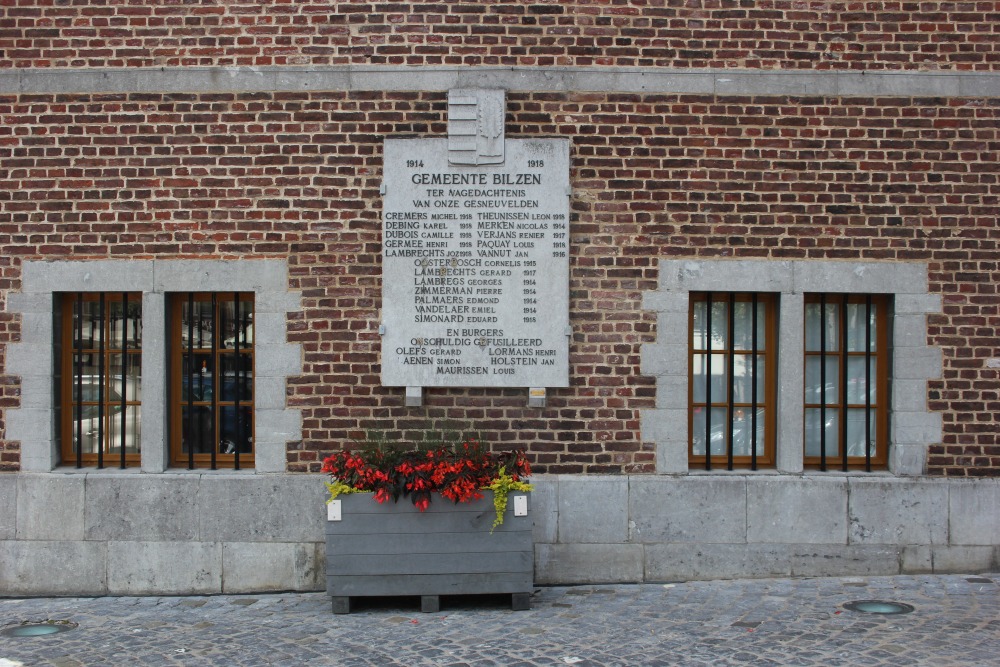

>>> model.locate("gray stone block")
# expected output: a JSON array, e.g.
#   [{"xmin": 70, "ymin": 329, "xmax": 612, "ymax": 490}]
[
  {"xmin": 654, "ymin": 377, "xmax": 689, "ymax": 409},
  {"xmin": 902, "ymin": 545, "xmax": 934, "ymax": 573},
  {"xmin": 747, "ymin": 477, "xmax": 848, "ymax": 544},
  {"xmin": 930, "ymin": 545, "xmax": 998, "ymax": 573},
  {"xmin": 0, "ymin": 540, "xmax": 108, "ymax": 596},
  {"xmin": 5, "ymin": 343, "xmax": 52, "ymax": 376},
  {"xmin": 892, "ymin": 410, "xmax": 942, "ymax": 443},
  {"xmin": 107, "ymin": 541, "xmax": 223, "ymax": 595},
  {"xmin": 889, "ymin": 444, "xmax": 927, "ymax": 476},
  {"xmin": 891, "ymin": 378, "xmax": 932, "ymax": 413},
  {"xmin": 255, "ymin": 345, "xmax": 303, "ymax": 378},
  {"xmin": 198, "ymin": 474, "xmax": 326, "ymax": 542},
  {"xmin": 0, "ymin": 475, "xmax": 15, "ymax": 540},
  {"xmin": 22, "ymin": 259, "xmax": 155, "ymax": 292},
  {"xmin": 641, "ymin": 290, "xmax": 688, "ymax": 313},
  {"xmin": 222, "ymin": 542, "xmax": 322, "ymax": 593},
  {"xmin": 847, "ymin": 478, "xmax": 948, "ymax": 545},
  {"xmin": 949, "ymin": 481, "xmax": 1000, "ymax": 546},
  {"xmin": 534, "ymin": 543, "xmax": 643, "ymax": 584},
  {"xmin": 892, "ymin": 346, "xmax": 942, "ymax": 379},
  {"xmin": 639, "ymin": 408, "xmax": 687, "ymax": 443},
  {"xmin": 716, "ymin": 72, "xmax": 822, "ymax": 96},
  {"xmin": 645, "ymin": 543, "xmax": 791, "ymax": 581},
  {"xmin": 789, "ymin": 545, "xmax": 902, "ymax": 577},
  {"xmin": 629, "ymin": 476, "xmax": 747, "ymax": 543},
  {"xmin": 557, "ymin": 476, "xmax": 629, "ymax": 544},
  {"xmin": 84, "ymin": 474, "xmax": 201, "ymax": 541},
  {"xmin": 16, "ymin": 474, "xmax": 85, "ymax": 540},
  {"xmin": 640, "ymin": 344, "xmax": 686, "ymax": 377},
  {"xmin": 893, "ymin": 313, "xmax": 931, "ymax": 349},
  {"xmin": 894, "ymin": 293, "xmax": 942, "ymax": 314},
  {"xmin": 528, "ymin": 477, "xmax": 558, "ymax": 544}
]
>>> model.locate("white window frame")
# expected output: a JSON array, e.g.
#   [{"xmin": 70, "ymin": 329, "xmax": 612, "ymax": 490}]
[
  {"xmin": 7, "ymin": 260, "xmax": 301, "ymax": 474},
  {"xmin": 641, "ymin": 260, "xmax": 942, "ymax": 475}
]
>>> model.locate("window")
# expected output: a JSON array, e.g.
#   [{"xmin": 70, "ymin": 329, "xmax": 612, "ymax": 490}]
[
  {"xmin": 689, "ymin": 292, "xmax": 777, "ymax": 469},
  {"xmin": 169, "ymin": 293, "xmax": 255, "ymax": 469},
  {"xmin": 804, "ymin": 294, "xmax": 890, "ymax": 470},
  {"xmin": 59, "ymin": 293, "xmax": 142, "ymax": 468}
]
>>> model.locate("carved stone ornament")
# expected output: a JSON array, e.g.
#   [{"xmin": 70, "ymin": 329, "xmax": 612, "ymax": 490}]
[{"xmin": 448, "ymin": 88, "xmax": 505, "ymax": 165}]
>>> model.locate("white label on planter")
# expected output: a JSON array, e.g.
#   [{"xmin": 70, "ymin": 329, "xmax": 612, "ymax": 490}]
[
  {"xmin": 327, "ymin": 499, "xmax": 342, "ymax": 522},
  {"xmin": 513, "ymin": 494, "xmax": 528, "ymax": 517}
]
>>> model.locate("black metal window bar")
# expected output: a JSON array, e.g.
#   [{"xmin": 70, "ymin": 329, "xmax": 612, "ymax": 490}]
[
  {"xmin": 695, "ymin": 292, "xmax": 767, "ymax": 470},
  {"xmin": 71, "ymin": 292, "xmax": 141, "ymax": 469},
  {"xmin": 807, "ymin": 294, "xmax": 877, "ymax": 472},
  {"xmin": 181, "ymin": 292, "xmax": 253, "ymax": 470}
]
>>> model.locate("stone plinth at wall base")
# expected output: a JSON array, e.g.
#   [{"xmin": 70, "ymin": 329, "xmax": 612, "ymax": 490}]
[{"xmin": 324, "ymin": 492, "xmax": 533, "ymax": 614}]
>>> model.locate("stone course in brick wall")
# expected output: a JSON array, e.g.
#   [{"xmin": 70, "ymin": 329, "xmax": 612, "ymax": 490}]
[
  {"xmin": 0, "ymin": 90, "xmax": 997, "ymax": 475},
  {"xmin": 1, "ymin": 1, "xmax": 999, "ymax": 71}
]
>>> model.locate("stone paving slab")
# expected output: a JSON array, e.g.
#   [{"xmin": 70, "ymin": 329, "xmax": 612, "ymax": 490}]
[{"xmin": 0, "ymin": 574, "xmax": 997, "ymax": 666}]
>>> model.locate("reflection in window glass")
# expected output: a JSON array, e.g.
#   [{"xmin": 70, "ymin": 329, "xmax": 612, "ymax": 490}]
[
  {"xmin": 803, "ymin": 294, "xmax": 889, "ymax": 470},
  {"xmin": 689, "ymin": 292, "xmax": 776, "ymax": 469},
  {"xmin": 61, "ymin": 293, "xmax": 142, "ymax": 468}
]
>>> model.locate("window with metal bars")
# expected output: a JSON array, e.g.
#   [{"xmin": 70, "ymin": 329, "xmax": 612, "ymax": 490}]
[
  {"xmin": 689, "ymin": 292, "xmax": 777, "ymax": 470},
  {"xmin": 169, "ymin": 293, "xmax": 254, "ymax": 470},
  {"xmin": 804, "ymin": 294, "xmax": 890, "ymax": 470},
  {"xmin": 59, "ymin": 293, "xmax": 143, "ymax": 468}
]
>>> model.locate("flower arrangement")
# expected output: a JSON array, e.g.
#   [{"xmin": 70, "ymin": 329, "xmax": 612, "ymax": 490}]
[{"xmin": 322, "ymin": 438, "xmax": 532, "ymax": 530}]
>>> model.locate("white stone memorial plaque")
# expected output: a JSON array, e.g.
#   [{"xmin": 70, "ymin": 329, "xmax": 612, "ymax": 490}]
[{"xmin": 381, "ymin": 137, "xmax": 570, "ymax": 388}]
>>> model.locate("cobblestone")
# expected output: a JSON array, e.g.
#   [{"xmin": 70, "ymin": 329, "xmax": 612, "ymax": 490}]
[{"xmin": 0, "ymin": 574, "xmax": 997, "ymax": 666}]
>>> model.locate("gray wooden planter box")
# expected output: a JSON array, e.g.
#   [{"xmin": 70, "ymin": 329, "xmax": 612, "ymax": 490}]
[{"xmin": 325, "ymin": 492, "xmax": 533, "ymax": 613}]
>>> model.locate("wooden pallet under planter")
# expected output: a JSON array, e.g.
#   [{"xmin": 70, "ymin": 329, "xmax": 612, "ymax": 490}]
[{"xmin": 325, "ymin": 491, "xmax": 533, "ymax": 613}]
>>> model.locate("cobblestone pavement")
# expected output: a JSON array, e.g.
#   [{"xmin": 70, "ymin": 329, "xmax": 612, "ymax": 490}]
[{"xmin": 1, "ymin": 574, "xmax": 997, "ymax": 666}]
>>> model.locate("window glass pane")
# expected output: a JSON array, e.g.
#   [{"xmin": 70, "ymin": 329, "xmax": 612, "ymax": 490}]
[
  {"xmin": 182, "ymin": 405, "xmax": 215, "ymax": 454},
  {"xmin": 72, "ymin": 300, "xmax": 102, "ymax": 348},
  {"xmin": 219, "ymin": 405, "xmax": 253, "ymax": 454},
  {"xmin": 846, "ymin": 302, "xmax": 877, "ymax": 352},
  {"xmin": 692, "ymin": 353, "xmax": 727, "ymax": 403},
  {"xmin": 691, "ymin": 406, "xmax": 726, "ymax": 456},
  {"xmin": 71, "ymin": 354, "xmax": 102, "ymax": 389},
  {"xmin": 220, "ymin": 354, "xmax": 253, "ymax": 402},
  {"xmin": 108, "ymin": 405, "xmax": 141, "ymax": 454},
  {"xmin": 732, "ymin": 300, "xmax": 766, "ymax": 351},
  {"xmin": 107, "ymin": 299, "xmax": 143, "ymax": 348},
  {"xmin": 804, "ymin": 408, "xmax": 839, "ymax": 457},
  {"xmin": 180, "ymin": 300, "xmax": 215, "ymax": 348},
  {"xmin": 181, "ymin": 355, "xmax": 215, "ymax": 401},
  {"xmin": 805, "ymin": 356, "xmax": 840, "ymax": 405},
  {"xmin": 731, "ymin": 407, "xmax": 766, "ymax": 456},
  {"xmin": 846, "ymin": 356, "xmax": 877, "ymax": 404},
  {"xmin": 107, "ymin": 353, "xmax": 142, "ymax": 403},
  {"xmin": 804, "ymin": 302, "xmax": 840, "ymax": 352},
  {"xmin": 846, "ymin": 409, "xmax": 876, "ymax": 457},
  {"xmin": 219, "ymin": 298, "xmax": 254, "ymax": 349},
  {"xmin": 732, "ymin": 353, "xmax": 765, "ymax": 404},
  {"xmin": 692, "ymin": 299, "xmax": 728, "ymax": 350}
]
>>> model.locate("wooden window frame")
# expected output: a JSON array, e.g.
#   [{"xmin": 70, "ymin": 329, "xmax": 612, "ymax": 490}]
[
  {"xmin": 803, "ymin": 294, "xmax": 890, "ymax": 471},
  {"xmin": 59, "ymin": 292, "xmax": 142, "ymax": 468},
  {"xmin": 688, "ymin": 292, "xmax": 778, "ymax": 470},
  {"xmin": 168, "ymin": 292, "xmax": 255, "ymax": 470}
]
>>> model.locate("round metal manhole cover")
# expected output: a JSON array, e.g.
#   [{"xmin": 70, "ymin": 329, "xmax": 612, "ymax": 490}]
[
  {"xmin": 1, "ymin": 621, "xmax": 78, "ymax": 638},
  {"xmin": 843, "ymin": 600, "xmax": 915, "ymax": 615}
]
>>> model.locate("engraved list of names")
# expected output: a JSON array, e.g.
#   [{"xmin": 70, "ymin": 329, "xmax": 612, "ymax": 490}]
[{"xmin": 381, "ymin": 138, "xmax": 570, "ymax": 388}]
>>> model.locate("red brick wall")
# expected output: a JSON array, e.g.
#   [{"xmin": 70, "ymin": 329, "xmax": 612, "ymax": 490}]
[
  {"xmin": 0, "ymin": 91, "xmax": 997, "ymax": 475},
  {"xmin": 2, "ymin": 1, "xmax": 999, "ymax": 71}
]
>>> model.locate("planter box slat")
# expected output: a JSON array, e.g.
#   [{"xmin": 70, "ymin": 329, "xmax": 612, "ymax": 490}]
[
  {"xmin": 325, "ymin": 492, "xmax": 533, "ymax": 612},
  {"xmin": 327, "ymin": 504, "xmax": 528, "ymax": 535},
  {"xmin": 327, "ymin": 550, "xmax": 533, "ymax": 576},
  {"xmin": 326, "ymin": 572, "xmax": 532, "ymax": 597},
  {"xmin": 326, "ymin": 529, "xmax": 531, "ymax": 555}
]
